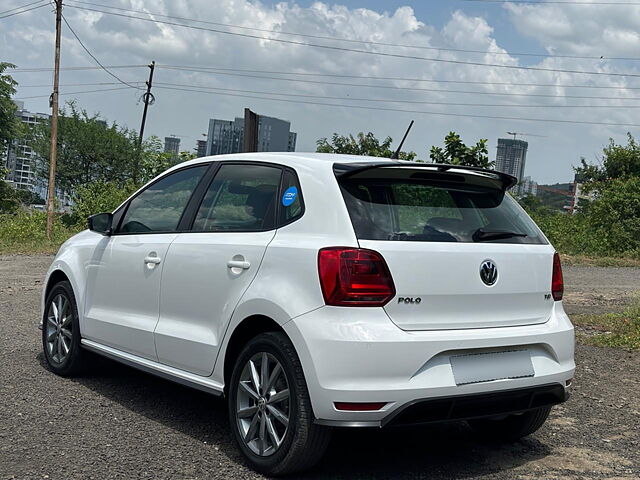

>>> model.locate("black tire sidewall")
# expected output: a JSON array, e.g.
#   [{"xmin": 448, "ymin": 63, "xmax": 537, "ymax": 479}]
[
  {"xmin": 228, "ymin": 333, "xmax": 301, "ymax": 472},
  {"xmin": 42, "ymin": 280, "xmax": 82, "ymax": 376}
]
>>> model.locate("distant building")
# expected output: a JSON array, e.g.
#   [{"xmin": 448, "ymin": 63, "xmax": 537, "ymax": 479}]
[
  {"xmin": 164, "ymin": 136, "xmax": 181, "ymax": 157},
  {"xmin": 517, "ymin": 176, "xmax": 538, "ymax": 196},
  {"xmin": 196, "ymin": 139, "xmax": 207, "ymax": 158},
  {"xmin": 495, "ymin": 138, "xmax": 528, "ymax": 183},
  {"xmin": 206, "ymin": 113, "xmax": 296, "ymax": 156},
  {"xmin": 2, "ymin": 101, "xmax": 49, "ymax": 192},
  {"xmin": 1, "ymin": 101, "xmax": 70, "ymax": 208}
]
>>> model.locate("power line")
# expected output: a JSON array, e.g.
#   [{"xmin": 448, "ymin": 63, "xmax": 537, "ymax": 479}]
[
  {"xmin": 160, "ymin": 64, "xmax": 640, "ymax": 91},
  {"xmin": 64, "ymin": 4, "xmax": 640, "ymax": 79},
  {"xmin": 61, "ymin": 13, "xmax": 143, "ymax": 90},
  {"xmin": 0, "ymin": 1, "xmax": 48, "ymax": 19},
  {"xmin": 12, "ymin": 65, "xmax": 147, "ymax": 72},
  {"xmin": 461, "ymin": 0, "xmax": 640, "ymax": 4},
  {"xmin": 17, "ymin": 81, "xmax": 143, "ymax": 87},
  {"xmin": 13, "ymin": 63, "xmax": 640, "ymax": 92},
  {"xmin": 64, "ymin": 0, "xmax": 640, "ymax": 61},
  {"xmin": 158, "ymin": 66, "xmax": 640, "ymax": 101},
  {"xmin": 15, "ymin": 85, "xmax": 133, "ymax": 100},
  {"xmin": 152, "ymin": 84, "xmax": 640, "ymax": 127},
  {"xmin": 0, "ymin": 0, "xmax": 47, "ymax": 16},
  {"xmin": 153, "ymin": 81, "xmax": 640, "ymax": 108}
]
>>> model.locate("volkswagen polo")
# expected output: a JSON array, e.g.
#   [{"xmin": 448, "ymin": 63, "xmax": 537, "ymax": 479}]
[{"xmin": 41, "ymin": 153, "xmax": 575, "ymax": 475}]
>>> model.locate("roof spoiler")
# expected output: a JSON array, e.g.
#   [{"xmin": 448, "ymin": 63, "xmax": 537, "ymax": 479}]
[{"xmin": 333, "ymin": 161, "xmax": 518, "ymax": 190}]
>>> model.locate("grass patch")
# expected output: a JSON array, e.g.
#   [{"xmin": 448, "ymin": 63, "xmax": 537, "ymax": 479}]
[
  {"xmin": 572, "ymin": 304, "xmax": 640, "ymax": 350},
  {"xmin": 560, "ymin": 254, "xmax": 640, "ymax": 268},
  {"xmin": 0, "ymin": 212, "xmax": 80, "ymax": 255}
]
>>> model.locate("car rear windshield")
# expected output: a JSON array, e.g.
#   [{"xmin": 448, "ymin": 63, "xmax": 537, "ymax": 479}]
[{"xmin": 339, "ymin": 177, "xmax": 547, "ymax": 244}]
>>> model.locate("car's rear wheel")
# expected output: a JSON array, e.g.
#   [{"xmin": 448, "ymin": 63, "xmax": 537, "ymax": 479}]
[
  {"xmin": 42, "ymin": 280, "xmax": 85, "ymax": 376},
  {"xmin": 468, "ymin": 406, "xmax": 551, "ymax": 441},
  {"xmin": 228, "ymin": 332, "xmax": 331, "ymax": 476}
]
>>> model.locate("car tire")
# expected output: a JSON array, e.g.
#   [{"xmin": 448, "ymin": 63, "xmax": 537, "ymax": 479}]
[
  {"xmin": 42, "ymin": 280, "xmax": 85, "ymax": 376},
  {"xmin": 228, "ymin": 331, "xmax": 331, "ymax": 476},
  {"xmin": 468, "ymin": 406, "xmax": 552, "ymax": 441}
]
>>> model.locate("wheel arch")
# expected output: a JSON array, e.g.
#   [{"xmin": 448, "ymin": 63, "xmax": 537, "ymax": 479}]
[
  {"xmin": 222, "ymin": 314, "xmax": 289, "ymax": 393},
  {"xmin": 45, "ymin": 269, "xmax": 70, "ymax": 300}
]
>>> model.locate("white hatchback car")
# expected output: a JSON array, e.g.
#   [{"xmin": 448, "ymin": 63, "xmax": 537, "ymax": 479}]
[{"xmin": 41, "ymin": 153, "xmax": 575, "ymax": 475}]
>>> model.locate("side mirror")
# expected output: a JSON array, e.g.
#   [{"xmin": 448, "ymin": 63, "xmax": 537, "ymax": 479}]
[{"xmin": 88, "ymin": 212, "xmax": 113, "ymax": 235}]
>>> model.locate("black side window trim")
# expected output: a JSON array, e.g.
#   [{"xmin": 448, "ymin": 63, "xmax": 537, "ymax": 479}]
[{"xmin": 112, "ymin": 163, "xmax": 214, "ymax": 235}]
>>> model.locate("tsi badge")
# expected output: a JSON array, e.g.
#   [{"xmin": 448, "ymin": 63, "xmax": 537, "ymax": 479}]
[{"xmin": 398, "ymin": 297, "xmax": 421, "ymax": 305}]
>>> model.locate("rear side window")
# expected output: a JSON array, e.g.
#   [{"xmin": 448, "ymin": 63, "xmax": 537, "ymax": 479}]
[
  {"xmin": 278, "ymin": 169, "xmax": 304, "ymax": 226},
  {"xmin": 340, "ymin": 179, "xmax": 546, "ymax": 244},
  {"xmin": 119, "ymin": 165, "xmax": 207, "ymax": 233},
  {"xmin": 193, "ymin": 164, "xmax": 282, "ymax": 232}
]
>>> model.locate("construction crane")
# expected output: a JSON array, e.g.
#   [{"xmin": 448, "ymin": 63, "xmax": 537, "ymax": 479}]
[{"xmin": 506, "ymin": 132, "xmax": 548, "ymax": 140}]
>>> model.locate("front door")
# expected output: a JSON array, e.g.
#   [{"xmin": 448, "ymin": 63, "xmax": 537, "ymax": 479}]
[
  {"xmin": 83, "ymin": 164, "xmax": 209, "ymax": 359},
  {"xmin": 154, "ymin": 163, "xmax": 283, "ymax": 375}
]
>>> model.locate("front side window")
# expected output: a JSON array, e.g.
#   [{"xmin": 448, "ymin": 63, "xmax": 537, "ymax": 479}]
[
  {"xmin": 119, "ymin": 165, "xmax": 207, "ymax": 233},
  {"xmin": 340, "ymin": 178, "xmax": 546, "ymax": 244},
  {"xmin": 193, "ymin": 164, "xmax": 282, "ymax": 232}
]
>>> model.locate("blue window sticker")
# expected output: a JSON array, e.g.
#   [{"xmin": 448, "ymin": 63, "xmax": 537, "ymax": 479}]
[{"xmin": 282, "ymin": 186, "xmax": 298, "ymax": 206}]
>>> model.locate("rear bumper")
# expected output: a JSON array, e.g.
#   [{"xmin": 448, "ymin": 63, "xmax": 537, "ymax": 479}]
[
  {"xmin": 383, "ymin": 383, "xmax": 568, "ymax": 427},
  {"xmin": 283, "ymin": 302, "xmax": 575, "ymax": 427}
]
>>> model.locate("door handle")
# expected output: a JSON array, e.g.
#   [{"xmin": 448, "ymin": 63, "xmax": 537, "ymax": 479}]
[
  {"xmin": 227, "ymin": 260, "xmax": 250, "ymax": 270},
  {"xmin": 144, "ymin": 255, "xmax": 162, "ymax": 265}
]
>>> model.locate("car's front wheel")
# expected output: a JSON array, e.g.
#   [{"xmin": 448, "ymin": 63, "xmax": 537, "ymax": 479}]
[
  {"xmin": 468, "ymin": 406, "xmax": 551, "ymax": 441},
  {"xmin": 42, "ymin": 280, "xmax": 85, "ymax": 376},
  {"xmin": 228, "ymin": 332, "xmax": 331, "ymax": 476}
]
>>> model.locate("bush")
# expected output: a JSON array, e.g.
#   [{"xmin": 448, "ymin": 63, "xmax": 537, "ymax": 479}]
[
  {"xmin": 71, "ymin": 180, "xmax": 138, "ymax": 226},
  {"xmin": 0, "ymin": 211, "xmax": 78, "ymax": 254}
]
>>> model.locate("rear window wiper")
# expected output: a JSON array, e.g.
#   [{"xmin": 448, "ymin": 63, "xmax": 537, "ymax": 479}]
[{"xmin": 472, "ymin": 228, "xmax": 528, "ymax": 242}]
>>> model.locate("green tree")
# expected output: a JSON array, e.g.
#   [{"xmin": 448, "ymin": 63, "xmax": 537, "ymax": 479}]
[
  {"xmin": 0, "ymin": 62, "xmax": 20, "ymax": 157},
  {"xmin": 316, "ymin": 132, "xmax": 416, "ymax": 160},
  {"xmin": 575, "ymin": 133, "xmax": 640, "ymax": 183},
  {"xmin": 429, "ymin": 132, "xmax": 492, "ymax": 168},
  {"xmin": 31, "ymin": 101, "xmax": 139, "ymax": 192},
  {"xmin": 0, "ymin": 167, "xmax": 21, "ymax": 213}
]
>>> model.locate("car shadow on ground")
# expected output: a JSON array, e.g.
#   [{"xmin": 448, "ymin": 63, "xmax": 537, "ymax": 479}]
[{"xmin": 40, "ymin": 353, "xmax": 552, "ymax": 479}]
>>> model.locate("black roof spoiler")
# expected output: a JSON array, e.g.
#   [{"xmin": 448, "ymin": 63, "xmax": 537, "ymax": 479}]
[{"xmin": 333, "ymin": 161, "xmax": 518, "ymax": 190}]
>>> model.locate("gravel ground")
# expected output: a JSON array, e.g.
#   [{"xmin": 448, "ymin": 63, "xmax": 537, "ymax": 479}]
[{"xmin": 0, "ymin": 255, "xmax": 639, "ymax": 479}]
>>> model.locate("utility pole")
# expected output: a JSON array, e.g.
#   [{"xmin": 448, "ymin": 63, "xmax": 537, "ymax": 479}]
[
  {"xmin": 135, "ymin": 60, "xmax": 155, "ymax": 184},
  {"xmin": 243, "ymin": 108, "xmax": 258, "ymax": 153},
  {"xmin": 46, "ymin": 0, "xmax": 63, "ymax": 240}
]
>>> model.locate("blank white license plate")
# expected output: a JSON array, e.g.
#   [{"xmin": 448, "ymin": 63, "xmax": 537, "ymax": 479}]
[{"xmin": 450, "ymin": 350, "xmax": 534, "ymax": 386}]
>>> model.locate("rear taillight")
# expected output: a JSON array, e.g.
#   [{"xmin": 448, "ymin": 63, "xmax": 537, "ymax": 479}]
[
  {"xmin": 318, "ymin": 247, "xmax": 395, "ymax": 307},
  {"xmin": 552, "ymin": 252, "xmax": 564, "ymax": 301}
]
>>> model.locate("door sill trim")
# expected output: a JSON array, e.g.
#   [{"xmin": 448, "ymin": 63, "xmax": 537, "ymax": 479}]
[{"xmin": 81, "ymin": 339, "xmax": 224, "ymax": 396}]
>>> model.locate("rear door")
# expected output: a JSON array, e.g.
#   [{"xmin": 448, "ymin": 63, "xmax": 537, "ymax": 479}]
[
  {"xmin": 154, "ymin": 163, "xmax": 284, "ymax": 376},
  {"xmin": 83, "ymin": 165, "xmax": 209, "ymax": 358},
  {"xmin": 338, "ymin": 166, "xmax": 556, "ymax": 331}
]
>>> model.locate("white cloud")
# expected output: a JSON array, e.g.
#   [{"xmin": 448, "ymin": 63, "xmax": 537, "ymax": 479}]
[{"xmin": 3, "ymin": 0, "xmax": 640, "ymax": 183}]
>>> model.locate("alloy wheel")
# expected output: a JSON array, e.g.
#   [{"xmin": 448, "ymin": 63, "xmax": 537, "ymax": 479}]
[
  {"xmin": 236, "ymin": 352, "xmax": 291, "ymax": 457},
  {"xmin": 45, "ymin": 293, "xmax": 73, "ymax": 364}
]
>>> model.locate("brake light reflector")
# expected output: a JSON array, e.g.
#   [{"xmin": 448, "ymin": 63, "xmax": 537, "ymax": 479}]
[
  {"xmin": 552, "ymin": 252, "xmax": 564, "ymax": 301},
  {"xmin": 318, "ymin": 247, "xmax": 395, "ymax": 306},
  {"xmin": 334, "ymin": 402, "xmax": 387, "ymax": 411}
]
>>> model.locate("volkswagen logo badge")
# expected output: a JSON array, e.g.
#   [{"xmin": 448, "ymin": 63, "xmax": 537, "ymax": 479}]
[{"xmin": 480, "ymin": 259, "xmax": 498, "ymax": 286}]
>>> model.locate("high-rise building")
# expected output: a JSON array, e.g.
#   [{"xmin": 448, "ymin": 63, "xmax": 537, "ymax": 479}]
[
  {"xmin": 196, "ymin": 139, "xmax": 207, "ymax": 158},
  {"xmin": 164, "ymin": 136, "xmax": 181, "ymax": 157},
  {"xmin": 206, "ymin": 113, "xmax": 296, "ymax": 156},
  {"xmin": 2, "ymin": 101, "xmax": 49, "ymax": 193},
  {"xmin": 495, "ymin": 138, "xmax": 528, "ymax": 183}
]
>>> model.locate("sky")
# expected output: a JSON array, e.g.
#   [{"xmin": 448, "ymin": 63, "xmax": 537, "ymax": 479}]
[{"xmin": 2, "ymin": 0, "xmax": 640, "ymax": 184}]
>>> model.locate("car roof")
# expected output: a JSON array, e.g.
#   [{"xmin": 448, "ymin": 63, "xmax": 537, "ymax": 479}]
[{"xmin": 180, "ymin": 152, "xmax": 395, "ymax": 170}]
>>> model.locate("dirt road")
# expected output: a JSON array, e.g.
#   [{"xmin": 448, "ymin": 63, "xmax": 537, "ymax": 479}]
[{"xmin": 1, "ymin": 255, "xmax": 638, "ymax": 479}]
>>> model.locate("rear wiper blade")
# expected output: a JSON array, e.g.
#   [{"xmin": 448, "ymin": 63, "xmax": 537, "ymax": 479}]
[{"xmin": 473, "ymin": 228, "xmax": 528, "ymax": 242}]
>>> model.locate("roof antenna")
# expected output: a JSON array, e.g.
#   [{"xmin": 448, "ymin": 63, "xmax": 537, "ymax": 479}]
[{"xmin": 391, "ymin": 120, "xmax": 414, "ymax": 160}]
